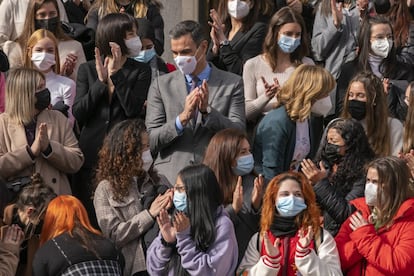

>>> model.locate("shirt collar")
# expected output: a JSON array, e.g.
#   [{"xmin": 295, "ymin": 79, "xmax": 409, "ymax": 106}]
[{"xmin": 184, "ymin": 63, "xmax": 211, "ymax": 83}]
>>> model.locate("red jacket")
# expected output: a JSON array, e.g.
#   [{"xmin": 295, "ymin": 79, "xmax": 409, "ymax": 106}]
[{"xmin": 335, "ymin": 197, "xmax": 414, "ymax": 275}]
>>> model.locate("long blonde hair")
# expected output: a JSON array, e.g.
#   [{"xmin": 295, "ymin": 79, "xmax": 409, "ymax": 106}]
[
  {"xmin": 24, "ymin": 29, "xmax": 61, "ymax": 74},
  {"xmin": 276, "ymin": 64, "xmax": 335, "ymax": 122},
  {"xmin": 403, "ymin": 81, "xmax": 414, "ymax": 153},
  {"xmin": 5, "ymin": 68, "xmax": 44, "ymax": 125}
]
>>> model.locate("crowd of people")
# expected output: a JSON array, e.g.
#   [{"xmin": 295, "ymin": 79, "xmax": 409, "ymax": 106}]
[{"xmin": 0, "ymin": 0, "xmax": 414, "ymax": 275}]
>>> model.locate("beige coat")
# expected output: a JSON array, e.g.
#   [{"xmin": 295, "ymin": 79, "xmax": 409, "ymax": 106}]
[
  {"xmin": 0, "ymin": 110, "xmax": 84, "ymax": 195},
  {"xmin": 94, "ymin": 177, "xmax": 157, "ymax": 276}
]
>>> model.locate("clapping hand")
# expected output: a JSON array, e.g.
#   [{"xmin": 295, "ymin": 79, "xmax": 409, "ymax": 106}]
[
  {"xmin": 61, "ymin": 53, "xmax": 77, "ymax": 77},
  {"xmin": 157, "ymin": 209, "xmax": 176, "ymax": 243},
  {"xmin": 108, "ymin": 42, "xmax": 123, "ymax": 76},
  {"xmin": 261, "ymin": 77, "xmax": 280, "ymax": 99},
  {"xmin": 198, "ymin": 80, "xmax": 209, "ymax": 114},
  {"xmin": 232, "ymin": 176, "xmax": 243, "ymax": 214},
  {"xmin": 31, "ymin": 123, "xmax": 49, "ymax": 156},
  {"xmin": 179, "ymin": 89, "xmax": 200, "ymax": 126},
  {"xmin": 251, "ymin": 174, "xmax": 264, "ymax": 211},
  {"xmin": 173, "ymin": 212, "xmax": 190, "ymax": 233},
  {"xmin": 95, "ymin": 47, "xmax": 109, "ymax": 83},
  {"xmin": 331, "ymin": 0, "xmax": 343, "ymax": 29},
  {"xmin": 149, "ymin": 192, "xmax": 172, "ymax": 218},
  {"xmin": 349, "ymin": 211, "xmax": 369, "ymax": 231},
  {"xmin": 208, "ymin": 9, "xmax": 226, "ymax": 55},
  {"xmin": 301, "ymin": 159, "xmax": 328, "ymax": 185},
  {"xmin": 3, "ymin": 224, "xmax": 24, "ymax": 246},
  {"xmin": 263, "ymin": 232, "xmax": 281, "ymax": 260},
  {"xmin": 298, "ymin": 226, "xmax": 314, "ymax": 248}
]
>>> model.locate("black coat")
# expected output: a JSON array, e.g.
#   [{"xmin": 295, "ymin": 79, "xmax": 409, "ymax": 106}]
[
  {"xmin": 73, "ymin": 58, "xmax": 151, "ymax": 168},
  {"xmin": 207, "ymin": 22, "xmax": 267, "ymax": 76},
  {"xmin": 313, "ymin": 176, "xmax": 365, "ymax": 236}
]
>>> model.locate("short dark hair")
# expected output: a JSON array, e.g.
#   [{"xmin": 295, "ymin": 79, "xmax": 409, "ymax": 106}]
[
  {"xmin": 96, "ymin": 13, "xmax": 137, "ymax": 57},
  {"xmin": 169, "ymin": 20, "xmax": 207, "ymax": 46}
]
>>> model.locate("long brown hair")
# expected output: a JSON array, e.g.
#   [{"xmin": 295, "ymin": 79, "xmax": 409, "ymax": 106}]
[
  {"xmin": 17, "ymin": 0, "xmax": 70, "ymax": 50},
  {"xmin": 203, "ymin": 128, "xmax": 248, "ymax": 204},
  {"xmin": 263, "ymin": 7, "xmax": 309, "ymax": 72},
  {"xmin": 368, "ymin": 156, "xmax": 414, "ymax": 228},
  {"xmin": 403, "ymin": 82, "xmax": 414, "ymax": 153},
  {"xmin": 260, "ymin": 172, "xmax": 320, "ymax": 235},
  {"xmin": 386, "ymin": 0, "xmax": 412, "ymax": 49},
  {"xmin": 341, "ymin": 72, "xmax": 390, "ymax": 156}
]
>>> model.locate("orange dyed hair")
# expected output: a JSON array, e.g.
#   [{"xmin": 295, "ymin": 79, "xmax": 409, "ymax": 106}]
[
  {"xmin": 260, "ymin": 172, "xmax": 320, "ymax": 236},
  {"xmin": 40, "ymin": 195, "xmax": 101, "ymax": 245}
]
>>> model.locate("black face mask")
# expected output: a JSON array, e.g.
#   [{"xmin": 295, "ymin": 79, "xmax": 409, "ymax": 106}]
[
  {"xmin": 35, "ymin": 17, "xmax": 60, "ymax": 33},
  {"xmin": 348, "ymin": 100, "xmax": 367, "ymax": 121},
  {"xmin": 322, "ymin": 143, "xmax": 343, "ymax": 166},
  {"xmin": 35, "ymin": 88, "xmax": 51, "ymax": 111},
  {"xmin": 116, "ymin": 1, "xmax": 134, "ymax": 14}
]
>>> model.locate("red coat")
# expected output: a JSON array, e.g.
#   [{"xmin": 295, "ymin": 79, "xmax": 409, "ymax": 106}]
[{"xmin": 335, "ymin": 197, "xmax": 414, "ymax": 275}]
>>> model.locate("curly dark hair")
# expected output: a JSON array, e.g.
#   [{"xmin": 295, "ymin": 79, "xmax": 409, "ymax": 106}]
[
  {"xmin": 315, "ymin": 118, "xmax": 375, "ymax": 194},
  {"xmin": 95, "ymin": 119, "xmax": 158, "ymax": 202}
]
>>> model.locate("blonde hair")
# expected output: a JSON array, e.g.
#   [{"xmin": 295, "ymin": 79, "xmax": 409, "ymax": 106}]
[
  {"xmin": 24, "ymin": 29, "xmax": 61, "ymax": 74},
  {"xmin": 5, "ymin": 68, "xmax": 44, "ymax": 125},
  {"xmin": 276, "ymin": 64, "xmax": 335, "ymax": 122}
]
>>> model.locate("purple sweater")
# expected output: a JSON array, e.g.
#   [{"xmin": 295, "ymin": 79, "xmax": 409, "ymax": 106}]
[{"xmin": 146, "ymin": 206, "xmax": 238, "ymax": 275}]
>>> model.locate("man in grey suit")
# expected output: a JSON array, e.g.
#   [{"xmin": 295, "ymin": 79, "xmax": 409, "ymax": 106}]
[{"xmin": 146, "ymin": 20, "xmax": 246, "ymax": 184}]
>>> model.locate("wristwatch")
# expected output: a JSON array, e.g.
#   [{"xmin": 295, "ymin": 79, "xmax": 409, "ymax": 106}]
[{"xmin": 219, "ymin": 40, "xmax": 230, "ymax": 47}]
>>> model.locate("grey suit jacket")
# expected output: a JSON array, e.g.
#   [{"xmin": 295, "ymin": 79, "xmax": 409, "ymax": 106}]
[{"xmin": 146, "ymin": 65, "xmax": 246, "ymax": 183}]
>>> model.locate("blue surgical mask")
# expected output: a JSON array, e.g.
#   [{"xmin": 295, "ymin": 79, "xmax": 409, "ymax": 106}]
[
  {"xmin": 276, "ymin": 195, "xmax": 307, "ymax": 217},
  {"xmin": 278, "ymin": 35, "xmax": 301, "ymax": 54},
  {"xmin": 134, "ymin": 47, "xmax": 157, "ymax": 63},
  {"xmin": 173, "ymin": 191, "xmax": 187, "ymax": 212},
  {"xmin": 232, "ymin": 153, "xmax": 254, "ymax": 176}
]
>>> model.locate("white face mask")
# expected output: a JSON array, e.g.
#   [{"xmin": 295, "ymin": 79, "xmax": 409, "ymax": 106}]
[
  {"xmin": 174, "ymin": 46, "xmax": 202, "ymax": 76},
  {"xmin": 371, "ymin": 38, "xmax": 392, "ymax": 59},
  {"xmin": 174, "ymin": 55, "xmax": 197, "ymax": 75},
  {"xmin": 141, "ymin": 149, "xmax": 153, "ymax": 172},
  {"xmin": 227, "ymin": 0, "xmax": 250, "ymax": 20},
  {"xmin": 125, "ymin": 36, "xmax": 142, "ymax": 57},
  {"xmin": 31, "ymin": 52, "xmax": 56, "ymax": 72},
  {"xmin": 365, "ymin": 182, "xmax": 378, "ymax": 206},
  {"xmin": 311, "ymin": 95, "xmax": 332, "ymax": 116}
]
